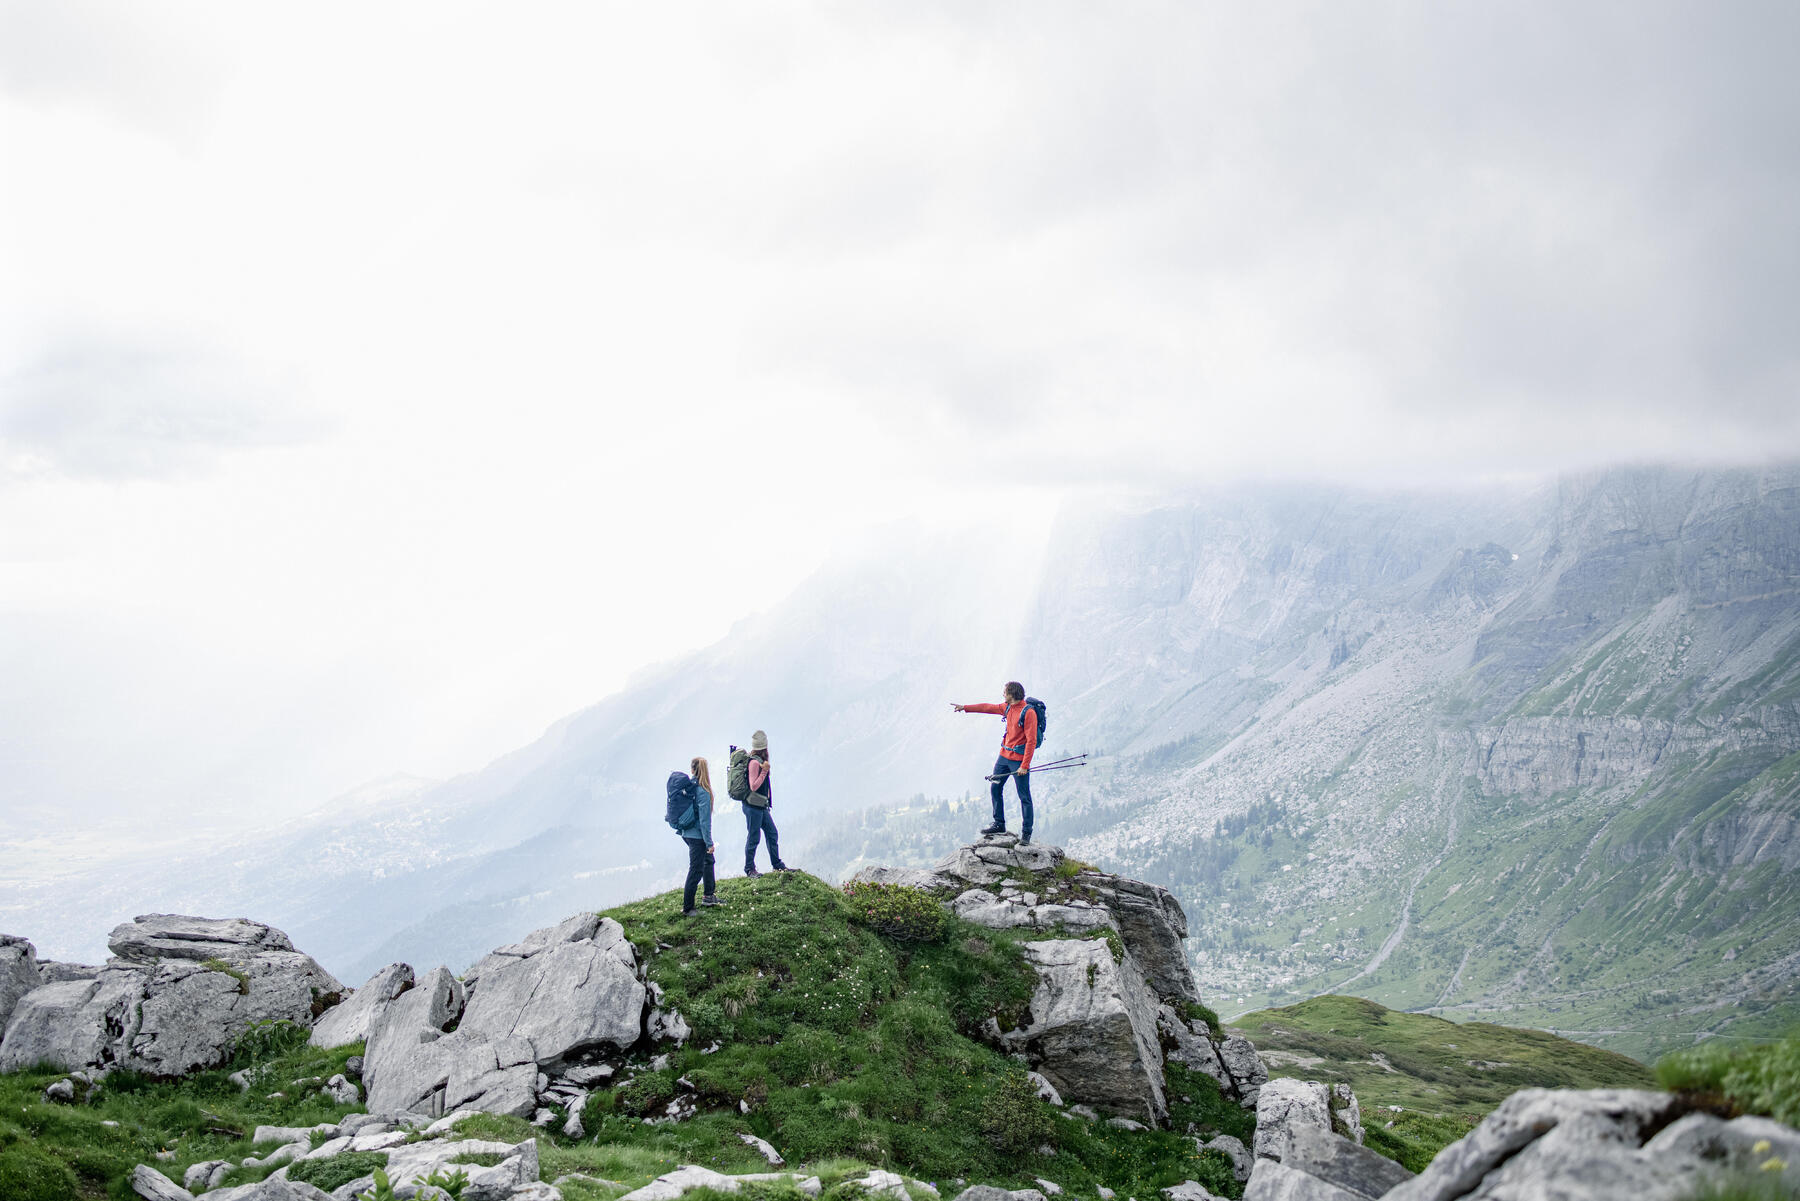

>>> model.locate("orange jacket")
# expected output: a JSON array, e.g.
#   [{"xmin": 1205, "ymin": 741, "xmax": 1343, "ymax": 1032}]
[{"xmin": 961, "ymin": 701, "xmax": 1037, "ymax": 772}]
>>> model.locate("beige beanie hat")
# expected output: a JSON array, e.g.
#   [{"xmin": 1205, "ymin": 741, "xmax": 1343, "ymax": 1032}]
[{"xmin": 751, "ymin": 729, "xmax": 768, "ymax": 751}]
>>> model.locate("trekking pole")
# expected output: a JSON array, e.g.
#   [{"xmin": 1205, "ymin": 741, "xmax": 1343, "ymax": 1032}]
[
  {"xmin": 985, "ymin": 761, "xmax": 1090, "ymax": 781},
  {"xmin": 1031, "ymin": 753, "xmax": 1089, "ymax": 770}
]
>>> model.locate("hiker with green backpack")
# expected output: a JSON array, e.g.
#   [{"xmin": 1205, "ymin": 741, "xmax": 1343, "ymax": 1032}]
[
  {"xmin": 728, "ymin": 729, "xmax": 790, "ymax": 877},
  {"xmin": 953, "ymin": 682, "xmax": 1046, "ymax": 845}
]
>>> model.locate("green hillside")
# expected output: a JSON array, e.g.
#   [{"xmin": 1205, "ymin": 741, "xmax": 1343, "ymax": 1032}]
[{"xmin": 1231, "ymin": 995, "xmax": 1656, "ymax": 1169}]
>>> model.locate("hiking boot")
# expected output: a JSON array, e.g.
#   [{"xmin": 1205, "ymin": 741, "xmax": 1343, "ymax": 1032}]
[
  {"xmin": 744, "ymin": 867, "xmax": 762, "ymax": 878},
  {"xmin": 680, "ymin": 907, "xmax": 698, "ymax": 918},
  {"xmin": 1019, "ymin": 836, "xmax": 1032, "ymax": 847},
  {"xmin": 773, "ymin": 863, "xmax": 793, "ymax": 872},
  {"xmin": 701, "ymin": 896, "xmax": 727, "ymax": 907},
  {"xmin": 980, "ymin": 824, "xmax": 1006, "ymax": 836}
]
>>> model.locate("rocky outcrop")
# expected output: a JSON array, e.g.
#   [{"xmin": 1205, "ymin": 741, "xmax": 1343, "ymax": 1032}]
[
  {"xmin": 1159, "ymin": 1004, "xmax": 1267, "ymax": 1105},
  {"xmin": 310, "ymin": 962, "xmax": 413, "ymax": 1049},
  {"xmin": 1004, "ymin": 938, "xmax": 1168, "ymax": 1124},
  {"xmin": 858, "ymin": 835, "xmax": 1229, "ymax": 1125},
  {"xmin": 1384, "ymin": 1087, "xmax": 1800, "ymax": 1201},
  {"xmin": 0, "ymin": 933, "xmax": 39, "ymax": 1034},
  {"xmin": 0, "ymin": 915, "xmax": 342, "ymax": 1077},
  {"xmin": 361, "ymin": 916, "xmax": 653, "ymax": 1120}
]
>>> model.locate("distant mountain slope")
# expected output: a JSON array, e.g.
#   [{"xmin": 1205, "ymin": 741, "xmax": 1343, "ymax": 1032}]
[
  {"xmin": 1038, "ymin": 466, "xmax": 1800, "ymax": 1061},
  {"xmin": 1231, "ymin": 994, "xmax": 1655, "ymax": 1114},
  {"xmin": 9, "ymin": 466, "xmax": 1795, "ymax": 1061}
]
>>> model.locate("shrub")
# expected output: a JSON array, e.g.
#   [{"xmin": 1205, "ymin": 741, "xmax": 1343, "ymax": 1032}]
[
  {"xmin": 843, "ymin": 882, "xmax": 948, "ymax": 943},
  {"xmin": 616, "ymin": 1072, "xmax": 677, "ymax": 1117},
  {"xmin": 978, "ymin": 1071, "xmax": 1055, "ymax": 1157},
  {"xmin": 1180, "ymin": 1001, "xmax": 1224, "ymax": 1039},
  {"xmin": 1657, "ymin": 1033, "xmax": 1800, "ymax": 1126},
  {"xmin": 289, "ymin": 1150, "xmax": 390, "ymax": 1192}
]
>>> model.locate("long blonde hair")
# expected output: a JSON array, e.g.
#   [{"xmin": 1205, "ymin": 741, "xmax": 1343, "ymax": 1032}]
[{"xmin": 691, "ymin": 756, "xmax": 713, "ymax": 796}]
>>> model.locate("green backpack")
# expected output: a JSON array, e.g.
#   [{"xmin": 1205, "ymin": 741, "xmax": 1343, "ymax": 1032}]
[{"xmin": 727, "ymin": 747, "xmax": 753, "ymax": 802}]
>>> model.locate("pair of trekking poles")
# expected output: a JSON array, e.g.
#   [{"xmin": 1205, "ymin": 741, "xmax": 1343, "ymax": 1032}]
[{"xmin": 984, "ymin": 752, "xmax": 1089, "ymax": 782}]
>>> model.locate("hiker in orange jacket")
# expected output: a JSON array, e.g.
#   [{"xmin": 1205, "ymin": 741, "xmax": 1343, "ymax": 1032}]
[{"xmin": 952, "ymin": 681, "xmax": 1038, "ymax": 845}]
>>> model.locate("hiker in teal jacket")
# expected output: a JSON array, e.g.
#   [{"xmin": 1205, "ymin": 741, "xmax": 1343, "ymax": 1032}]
[{"xmin": 678, "ymin": 757, "xmax": 725, "ymax": 915}]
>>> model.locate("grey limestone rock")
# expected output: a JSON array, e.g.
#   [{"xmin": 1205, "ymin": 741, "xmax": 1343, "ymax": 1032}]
[
  {"xmin": 2, "ymin": 916, "xmax": 341, "ymax": 1077},
  {"xmin": 1218, "ymin": 1032, "xmax": 1269, "ymax": 1105},
  {"xmin": 0, "ymin": 933, "xmax": 39, "ymax": 1036},
  {"xmin": 952, "ymin": 889, "xmax": 1119, "ymax": 934},
  {"xmin": 1011, "ymin": 938, "xmax": 1167, "ymax": 1123},
  {"xmin": 1253, "ymin": 1080, "xmax": 1333, "ymax": 1162},
  {"xmin": 185, "ymin": 1160, "xmax": 231, "ymax": 1191},
  {"xmin": 1383, "ymin": 1088, "xmax": 1702, "ymax": 1201},
  {"xmin": 0, "ymin": 969, "xmax": 146, "ymax": 1072},
  {"xmin": 131, "ymin": 1164, "xmax": 196, "ymax": 1201},
  {"xmin": 1078, "ymin": 876, "xmax": 1197, "ymax": 1003},
  {"xmin": 457, "ymin": 936, "xmax": 645, "ymax": 1066},
  {"xmin": 1275, "ymin": 1126, "xmax": 1412, "ymax": 1200},
  {"xmin": 108, "ymin": 915, "xmax": 296, "ymax": 964},
  {"xmin": 1199, "ymin": 1133, "xmax": 1252, "ymax": 1182},
  {"xmin": 848, "ymin": 864, "xmax": 959, "ymax": 892},
  {"xmin": 37, "ymin": 960, "xmax": 102, "ymax": 984},
  {"xmin": 1160, "ymin": 1183, "xmax": 1221, "ymax": 1201},
  {"xmin": 310, "ymin": 962, "xmax": 414, "ymax": 1049},
  {"xmin": 1242, "ymin": 1159, "xmax": 1366, "ymax": 1201},
  {"xmin": 1328, "ymin": 1083, "xmax": 1363, "ymax": 1144}
]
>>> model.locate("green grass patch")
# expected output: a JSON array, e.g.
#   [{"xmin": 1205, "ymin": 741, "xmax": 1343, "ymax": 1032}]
[
  {"xmin": 288, "ymin": 1149, "xmax": 390, "ymax": 1191},
  {"xmin": 0, "ymin": 1034, "xmax": 367, "ymax": 1200},
  {"xmin": 1657, "ymin": 1033, "xmax": 1800, "ymax": 1126}
]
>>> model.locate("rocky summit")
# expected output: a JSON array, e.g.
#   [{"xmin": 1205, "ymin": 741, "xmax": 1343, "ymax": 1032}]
[{"xmin": 2, "ymin": 842, "xmax": 1798, "ymax": 1201}]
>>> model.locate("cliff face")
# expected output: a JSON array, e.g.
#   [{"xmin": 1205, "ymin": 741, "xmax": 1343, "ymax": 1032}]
[{"xmin": 1027, "ymin": 465, "xmax": 1800, "ymax": 1060}]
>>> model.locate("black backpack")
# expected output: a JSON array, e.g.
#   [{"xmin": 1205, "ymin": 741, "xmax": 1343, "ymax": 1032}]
[
  {"xmin": 1022, "ymin": 697, "xmax": 1048, "ymax": 748},
  {"xmin": 665, "ymin": 771, "xmax": 698, "ymax": 831}
]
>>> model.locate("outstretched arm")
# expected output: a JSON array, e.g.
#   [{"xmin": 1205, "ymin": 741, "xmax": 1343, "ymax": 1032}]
[{"xmin": 956, "ymin": 702, "xmax": 1005, "ymax": 715}]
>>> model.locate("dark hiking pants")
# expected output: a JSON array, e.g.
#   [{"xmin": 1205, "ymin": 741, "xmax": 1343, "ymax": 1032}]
[
  {"xmin": 990, "ymin": 755, "xmax": 1033, "ymax": 840},
  {"xmin": 743, "ymin": 803, "xmax": 784, "ymax": 871},
  {"xmin": 683, "ymin": 836, "xmax": 715, "ymax": 910}
]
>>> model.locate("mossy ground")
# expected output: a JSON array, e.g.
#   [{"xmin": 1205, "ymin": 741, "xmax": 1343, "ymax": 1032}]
[{"xmin": 1232, "ymin": 994, "xmax": 1657, "ymax": 1169}]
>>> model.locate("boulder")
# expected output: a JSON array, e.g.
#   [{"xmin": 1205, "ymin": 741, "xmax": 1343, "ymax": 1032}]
[
  {"xmin": 310, "ymin": 963, "xmax": 414, "ymax": 1049},
  {"xmin": 463, "ymin": 913, "xmax": 620, "ymax": 989},
  {"xmin": 0, "ymin": 933, "xmax": 39, "ymax": 1034},
  {"xmin": 1009, "ymin": 939, "xmax": 1166, "ymax": 1123},
  {"xmin": 1383, "ymin": 1088, "xmax": 1723, "ymax": 1201},
  {"xmin": 1199, "ymin": 1133, "xmax": 1252, "ymax": 1182},
  {"xmin": 1328, "ymin": 1083, "xmax": 1362, "ymax": 1143},
  {"xmin": 1242, "ymin": 1159, "xmax": 1366, "ymax": 1201},
  {"xmin": 0, "ymin": 970, "xmax": 146, "ymax": 1072},
  {"xmin": 130, "ymin": 1164, "xmax": 195, "ymax": 1201},
  {"xmin": 364, "ymin": 916, "xmax": 645, "ymax": 1121},
  {"xmin": 457, "ymin": 936, "xmax": 645, "ymax": 1066},
  {"xmin": 131, "ymin": 952, "xmax": 342, "ymax": 1076},
  {"xmin": 1275, "ymin": 1126, "xmax": 1412, "ymax": 1200},
  {"xmin": 108, "ymin": 915, "xmax": 296, "ymax": 963},
  {"xmin": 1, "ymin": 917, "xmax": 341, "ymax": 1077},
  {"xmin": 1253, "ymin": 1079, "xmax": 1333, "ymax": 1162},
  {"xmin": 1218, "ymin": 1032, "xmax": 1269, "ymax": 1105},
  {"xmin": 185, "ymin": 1160, "xmax": 231, "ymax": 1191},
  {"xmin": 1160, "ymin": 1183, "xmax": 1221, "ymax": 1201}
]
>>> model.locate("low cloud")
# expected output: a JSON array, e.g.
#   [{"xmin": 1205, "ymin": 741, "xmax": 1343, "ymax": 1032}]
[{"xmin": 0, "ymin": 337, "xmax": 327, "ymax": 481}]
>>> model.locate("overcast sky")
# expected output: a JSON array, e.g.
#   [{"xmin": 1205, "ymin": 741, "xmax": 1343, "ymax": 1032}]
[{"xmin": 3, "ymin": 2, "xmax": 1798, "ymax": 847}]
